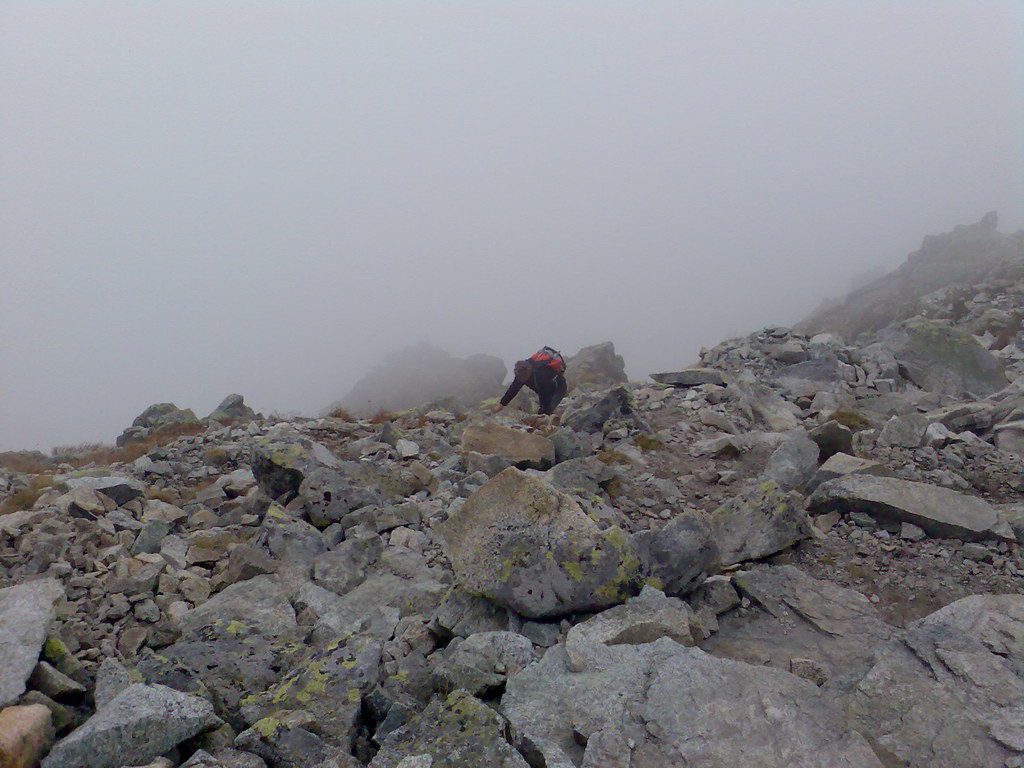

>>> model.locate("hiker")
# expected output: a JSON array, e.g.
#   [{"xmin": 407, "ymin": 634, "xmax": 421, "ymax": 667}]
[{"xmin": 492, "ymin": 347, "xmax": 568, "ymax": 415}]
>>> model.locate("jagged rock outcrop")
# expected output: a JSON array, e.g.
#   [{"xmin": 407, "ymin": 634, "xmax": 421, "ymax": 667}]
[
  {"xmin": 564, "ymin": 341, "xmax": 628, "ymax": 390},
  {"xmin": 799, "ymin": 213, "xmax": 1023, "ymax": 341},
  {"xmin": 334, "ymin": 342, "xmax": 507, "ymax": 414}
]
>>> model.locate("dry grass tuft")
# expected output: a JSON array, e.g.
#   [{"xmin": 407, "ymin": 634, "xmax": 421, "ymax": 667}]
[
  {"xmin": 1, "ymin": 474, "xmax": 55, "ymax": 514},
  {"xmin": 327, "ymin": 406, "xmax": 356, "ymax": 421},
  {"xmin": 370, "ymin": 408, "xmax": 395, "ymax": 424},
  {"xmin": 830, "ymin": 408, "xmax": 873, "ymax": 432}
]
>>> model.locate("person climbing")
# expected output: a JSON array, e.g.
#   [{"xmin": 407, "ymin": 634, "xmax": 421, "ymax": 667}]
[{"xmin": 492, "ymin": 346, "xmax": 568, "ymax": 415}]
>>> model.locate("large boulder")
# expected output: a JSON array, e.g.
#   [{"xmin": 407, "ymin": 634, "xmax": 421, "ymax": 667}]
[
  {"xmin": 709, "ymin": 481, "xmax": 810, "ymax": 567},
  {"xmin": 560, "ymin": 387, "xmax": 644, "ymax": 434},
  {"xmin": 252, "ymin": 434, "xmax": 413, "ymax": 525},
  {"xmin": 370, "ymin": 690, "xmax": 530, "ymax": 768},
  {"xmin": 459, "ymin": 422, "xmax": 555, "ymax": 470},
  {"xmin": 240, "ymin": 635, "xmax": 381, "ymax": 753},
  {"xmin": 633, "ymin": 510, "xmax": 720, "ymax": 596},
  {"xmin": 439, "ymin": 468, "xmax": 642, "ymax": 619},
  {"xmin": 564, "ymin": 342, "xmax": 627, "ymax": 390},
  {"xmin": 876, "ymin": 319, "xmax": 1008, "ymax": 398},
  {"xmin": 762, "ymin": 429, "xmax": 819, "ymax": 491},
  {"xmin": 808, "ymin": 475, "xmax": 1016, "ymax": 542},
  {"xmin": 501, "ymin": 637, "xmax": 884, "ymax": 768},
  {"xmin": 55, "ymin": 474, "xmax": 145, "ymax": 506},
  {"xmin": 0, "ymin": 704, "xmax": 53, "ymax": 768},
  {"xmin": 207, "ymin": 394, "xmax": 256, "ymax": 422},
  {"xmin": 0, "ymin": 580, "xmax": 64, "ymax": 708},
  {"xmin": 42, "ymin": 684, "xmax": 220, "ymax": 768},
  {"xmin": 432, "ymin": 631, "xmax": 536, "ymax": 696},
  {"xmin": 834, "ymin": 594, "xmax": 1024, "ymax": 768},
  {"xmin": 728, "ymin": 372, "xmax": 800, "ymax": 432},
  {"xmin": 130, "ymin": 402, "xmax": 199, "ymax": 430},
  {"xmin": 174, "ymin": 575, "xmax": 299, "ymax": 640}
]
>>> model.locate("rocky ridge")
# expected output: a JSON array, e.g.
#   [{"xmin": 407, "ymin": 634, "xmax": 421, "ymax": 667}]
[{"xmin": 0, "ymin": 216, "xmax": 1023, "ymax": 768}]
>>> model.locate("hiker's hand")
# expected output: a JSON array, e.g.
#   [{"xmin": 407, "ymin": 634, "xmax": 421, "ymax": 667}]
[{"xmin": 491, "ymin": 404, "xmax": 504, "ymax": 414}]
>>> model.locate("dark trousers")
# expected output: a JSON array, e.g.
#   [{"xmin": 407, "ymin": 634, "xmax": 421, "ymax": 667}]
[{"xmin": 536, "ymin": 375, "xmax": 568, "ymax": 415}]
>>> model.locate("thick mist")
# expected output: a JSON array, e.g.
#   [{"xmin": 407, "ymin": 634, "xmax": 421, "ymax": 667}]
[{"xmin": 2, "ymin": 2, "xmax": 1022, "ymax": 451}]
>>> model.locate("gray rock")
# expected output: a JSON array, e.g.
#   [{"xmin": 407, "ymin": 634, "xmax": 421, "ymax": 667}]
[
  {"xmin": 502, "ymin": 638, "xmax": 883, "ymax": 768},
  {"xmin": 207, "ymin": 394, "xmax": 256, "ymax": 422},
  {"xmin": 564, "ymin": 342, "xmax": 628, "ymax": 390},
  {"xmin": 927, "ymin": 400, "xmax": 997, "ymax": 432},
  {"xmin": 770, "ymin": 355, "xmax": 842, "ymax": 398},
  {"xmin": 312, "ymin": 533, "xmax": 384, "ymax": 595},
  {"xmin": 709, "ymin": 481, "xmax": 810, "ymax": 567},
  {"xmin": 900, "ymin": 522, "xmax": 927, "ymax": 541},
  {"xmin": 878, "ymin": 319, "xmax": 1008, "ymax": 397},
  {"xmin": 42, "ymin": 684, "xmax": 220, "ymax": 768},
  {"xmin": 835, "ymin": 595, "xmax": 1024, "ymax": 768},
  {"xmin": 703, "ymin": 566, "xmax": 896, "ymax": 681},
  {"xmin": 878, "ymin": 413, "xmax": 929, "ymax": 448},
  {"xmin": 544, "ymin": 456, "xmax": 613, "ymax": 496},
  {"xmin": 396, "ymin": 439, "xmax": 420, "ymax": 459},
  {"xmin": 431, "ymin": 588, "xmax": 510, "ymax": 640},
  {"xmin": 370, "ymin": 690, "xmax": 530, "ymax": 768},
  {"xmin": 459, "ymin": 422, "xmax": 555, "ymax": 470},
  {"xmin": 806, "ymin": 452, "xmax": 893, "ymax": 493},
  {"xmin": 0, "ymin": 579, "xmax": 64, "ymax": 707},
  {"xmin": 548, "ymin": 427, "xmax": 594, "ymax": 463},
  {"xmin": 175, "ymin": 575, "xmax": 299, "ymax": 639},
  {"xmin": 235, "ymin": 712, "xmax": 333, "ymax": 768},
  {"xmin": 808, "ymin": 475, "xmax": 1016, "ymax": 542},
  {"xmin": 994, "ymin": 420, "xmax": 1024, "ymax": 455},
  {"xmin": 130, "ymin": 519, "xmax": 171, "ymax": 556},
  {"xmin": 633, "ymin": 510, "xmax": 720, "ymax": 596},
  {"xmin": 94, "ymin": 658, "xmax": 140, "ymax": 711},
  {"xmin": 728, "ymin": 372, "xmax": 800, "ymax": 432},
  {"xmin": 565, "ymin": 586, "xmax": 697, "ymax": 672},
  {"xmin": 688, "ymin": 574, "xmax": 740, "ymax": 616},
  {"xmin": 252, "ymin": 504, "xmax": 328, "ymax": 566},
  {"xmin": 58, "ymin": 474, "xmax": 146, "ymax": 506},
  {"xmin": 180, "ymin": 750, "xmax": 267, "ymax": 768},
  {"xmin": 240, "ymin": 635, "xmax": 381, "ymax": 752},
  {"xmin": 649, "ymin": 368, "xmax": 726, "ymax": 387},
  {"xmin": 130, "ymin": 402, "xmax": 199, "ymax": 430},
  {"xmin": 560, "ymin": 387, "xmax": 643, "ymax": 434},
  {"xmin": 762, "ymin": 429, "xmax": 820, "ymax": 491},
  {"xmin": 518, "ymin": 621, "xmax": 561, "ymax": 647},
  {"xmin": 433, "ymin": 631, "xmax": 535, "ymax": 695},
  {"xmin": 440, "ymin": 468, "xmax": 642, "ymax": 619},
  {"xmin": 998, "ymin": 503, "xmax": 1024, "ymax": 544},
  {"xmin": 27, "ymin": 661, "xmax": 85, "ymax": 702},
  {"xmin": 808, "ymin": 420, "xmax": 854, "ymax": 461},
  {"xmin": 299, "ymin": 571, "xmax": 446, "ymax": 642}
]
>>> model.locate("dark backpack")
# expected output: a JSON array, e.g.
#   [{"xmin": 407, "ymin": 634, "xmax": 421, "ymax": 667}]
[{"xmin": 529, "ymin": 346, "xmax": 566, "ymax": 375}]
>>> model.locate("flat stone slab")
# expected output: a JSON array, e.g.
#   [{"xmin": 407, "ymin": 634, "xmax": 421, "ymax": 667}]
[
  {"xmin": 650, "ymin": 368, "xmax": 726, "ymax": 387},
  {"xmin": 0, "ymin": 579, "xmax": 64, "ymax": 708},
  {"xmin": 808, "ymin": 475, "xmax": 1015, "ymax": 542},
  {"xmin": 459, "ymin": 422, "xmax": 555, "ymax": 470},
  {"xmin": 42, "ymin": 683, "xmax": 220, "ymax": 768},
  {"xmin": 806, "ymin": 452, "xmax": 892, "ymax": 493}
]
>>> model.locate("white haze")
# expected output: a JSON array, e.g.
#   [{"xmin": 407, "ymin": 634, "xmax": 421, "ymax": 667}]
[{"xmin": 1, "ymin": 1, "xmax": 1022, "ymax": 451}]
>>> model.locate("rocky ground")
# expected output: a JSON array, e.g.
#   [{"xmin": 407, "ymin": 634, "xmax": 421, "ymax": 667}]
[{"xmin": 1, "ymin": 216, "xmax": 1023, "ymax": 768}]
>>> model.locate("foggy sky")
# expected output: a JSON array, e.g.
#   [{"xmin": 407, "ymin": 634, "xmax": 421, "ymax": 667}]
[{"xmin": 2, "ymin": 1, "xmax": 1022, "ymax": 452}]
